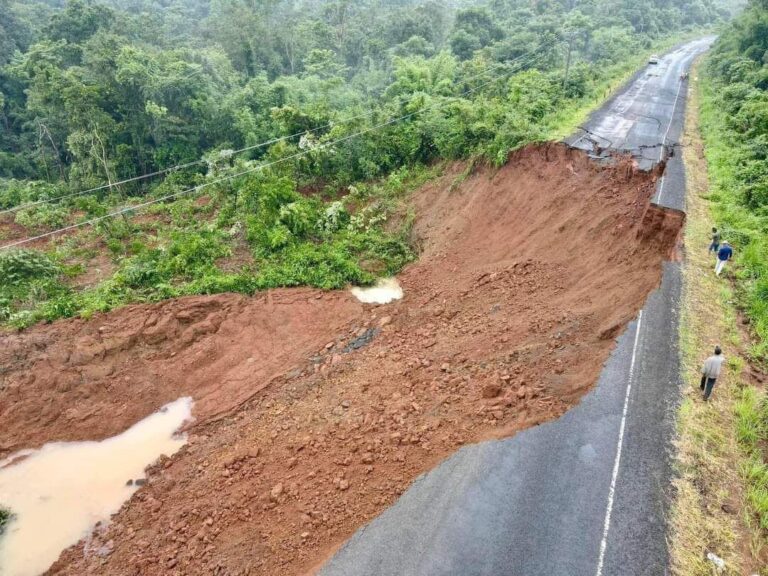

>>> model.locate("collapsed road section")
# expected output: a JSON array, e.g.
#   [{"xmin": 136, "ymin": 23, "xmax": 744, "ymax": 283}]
[{"xmin": 0, "ymin": 143, "xmax": 683, "ymax": 575}]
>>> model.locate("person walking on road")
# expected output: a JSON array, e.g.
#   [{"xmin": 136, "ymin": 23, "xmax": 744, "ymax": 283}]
[
  {"xmin": 709, "ymin": 227, "xmax": 721, "ymax": 255},
  {"xmin": 715, "ymin": 241, "xmax": 733, "ymax": 277},
  {"xmin": 700, "ymin": 346, "xmax": 725, "ymax": 401}
]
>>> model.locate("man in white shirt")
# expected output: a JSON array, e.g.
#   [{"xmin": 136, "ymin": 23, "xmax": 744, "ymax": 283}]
[{"xmin": 700, "ymin": 346, "xmax": 725, "ymax": 401}]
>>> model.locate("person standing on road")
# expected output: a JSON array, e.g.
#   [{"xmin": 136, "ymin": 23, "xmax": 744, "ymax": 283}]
[
  {"xmin": 709, "ymin": 228, "xmax": 721, "ymax": 255},
  {"xmin": 700, "ymin": 346, "xmax": 725, "ymax": 401},
  {"xmin": 715, "ymin": 241, "xmax": 733, "ymax": 277}
]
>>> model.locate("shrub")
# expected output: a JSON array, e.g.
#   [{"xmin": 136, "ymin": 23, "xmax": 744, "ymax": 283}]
[
  {"xmin": 14, "ymin": 204, "xmax": 69, "ymax": 231},
  {"xmin": 160, "ymin": 230, "xmax": 231, "ymax": 278},
  {"xmin": 0, "ymin": 250, "xmax": 58, "ymax": 286},
  {"xmin": 0, "ymin": 180, "xmax": 60, "ymax": 210},
  {"xmin": 255, "ymin": 241, "xmax": 372, "ymax": 290}
]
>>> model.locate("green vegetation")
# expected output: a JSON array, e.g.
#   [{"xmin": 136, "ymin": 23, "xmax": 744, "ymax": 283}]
[
  {"xmin": 670, "ymin": 61, "xmax": 766, "ymax": 575},
  {"xmin": 700, "ymin": 0, "xmax": 768, "ymax": 360},
  {"xmin": 698, "ymin": 6, "xmax": 768, "ymax": 556},
  {"xmin": 670, "ymin": 11, "xmax": 768, "ymax": 568},
  {"xmin": 0, "ymin": 1, "xmax": 738, "ymax": 328},
  {"xmin": 736, "ymin": 387, "xmax": 768, "ymax": 533}
]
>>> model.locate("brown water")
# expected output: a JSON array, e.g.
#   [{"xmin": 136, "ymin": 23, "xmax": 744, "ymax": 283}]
[
  {"xmin": 0, "ymin": 397, "xmax": 193, "ymax": 576},
  {"xmin": 351, "ymin": 278, "xmax": 403, "ymax": 304}
]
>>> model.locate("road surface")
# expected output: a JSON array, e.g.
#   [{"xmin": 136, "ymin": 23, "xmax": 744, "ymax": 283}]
[
  {"xmin": 569, "ymin": 38, "xmax": 714, "ymax": 210},
  {"xmin": 319, "ymin": 38, "xmax": 713, "ymax": 576}
]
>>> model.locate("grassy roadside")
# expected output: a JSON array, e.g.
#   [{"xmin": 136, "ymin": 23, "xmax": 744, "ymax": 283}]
[{"xmin": 669, "ymin": 59, "xmax": 768, "ymax": 576}]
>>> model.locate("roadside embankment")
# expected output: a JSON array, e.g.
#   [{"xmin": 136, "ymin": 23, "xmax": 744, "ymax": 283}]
[
  {"xmin": 669, "ymin": 60, "xmax": 768, "ymax": 576},
  {"xmin": 0, "ymin": 143, "xmax": 685, "ymax": 575}
]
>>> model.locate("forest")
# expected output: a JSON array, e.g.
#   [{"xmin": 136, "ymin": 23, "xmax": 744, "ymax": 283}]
[
  {"xmin": 701, "ymin": 0, "xmax": 768, "ymax": 359},
  {"xmin": 0, "ymin": 0, "xmax": 738, "ymax": 327},
  {"xmin": 694, "ymin": 0, "xmax": 768, "ymax": 546}
]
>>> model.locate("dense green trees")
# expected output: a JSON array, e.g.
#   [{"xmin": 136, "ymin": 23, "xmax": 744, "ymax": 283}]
[
  {"xmin": 0, "ymin": 0, "xmax": 737, "ymax": 186},
  {"xmin": 699, "ymin": 0, "xmax": 768, "ymax": 359},
  {"xmin": 0, "ymin": 0, "xmax": 738, "ymax": 327}
]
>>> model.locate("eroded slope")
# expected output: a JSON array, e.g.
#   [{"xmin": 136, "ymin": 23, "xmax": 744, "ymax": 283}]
[{"xmin": 0, "ymin": 144, "xmax": 682, "ymax": 575}]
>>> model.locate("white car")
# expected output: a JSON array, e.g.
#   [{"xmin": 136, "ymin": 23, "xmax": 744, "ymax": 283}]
[{"xmin": 649, "ymin": 55, "xmax": 660, "ymax": 65}]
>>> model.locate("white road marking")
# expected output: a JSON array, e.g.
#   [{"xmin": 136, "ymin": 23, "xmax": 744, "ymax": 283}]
[
  {"xmin": 657, "ymin": 175, "xmax": 667, "ymax": 204},
  {"xmin": 657, "ymin": 59, "xmax": 688, "ymax": 206},
  {"xmin": 571, "ymin": 72, "xmax": 652, "ymax": 151},
  {"xmin": 661, "ymin": 71, "xmax": 686, "ymax": 155},
  {"xmin": 593, "ymin": 43, "xmax": 707, "ymax": 574},
  {"xmin": 590, "ymin": 75, "xmax": 653, "ymax": 145},
  {"xmin": 595, "ymin": 311, "xmax": 644, "ymax": 576}
]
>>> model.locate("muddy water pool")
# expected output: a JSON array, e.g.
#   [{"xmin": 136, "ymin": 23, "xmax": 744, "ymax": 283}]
[
  {"xmin": 0, "ymin": 397, "xmax": 193, "ymax": 576},
  {"xmin": 351, "ymin": 278, "xmax": 403, "ymax": 304}
]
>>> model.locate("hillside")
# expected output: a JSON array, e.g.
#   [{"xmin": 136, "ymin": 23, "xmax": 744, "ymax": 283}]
[
  {"xmin": 0, "ymin": 0, "xmax": 737, "ymax": 328},
  {"xmin": 0, "ymin": 2, "xmax": 759, "ymax": 576}
]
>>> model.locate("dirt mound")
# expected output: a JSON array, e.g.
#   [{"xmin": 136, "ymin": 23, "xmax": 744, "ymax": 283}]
[
  {"xmin": 0, "ymin": 143, "xmax": 683, "ymax": 575},
  {"xmin": 0, "ymin": 291, "xmax": 364, "ymax": 454}
]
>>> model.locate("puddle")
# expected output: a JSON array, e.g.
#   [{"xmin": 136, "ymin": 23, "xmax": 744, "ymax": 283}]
[
  {"xmin": 351, "ymin": 278, "xmax": 403, "ymax": 304},
  {"xmin": 0, "ymin": 397, "xmax": 193, "ymax": 576}
]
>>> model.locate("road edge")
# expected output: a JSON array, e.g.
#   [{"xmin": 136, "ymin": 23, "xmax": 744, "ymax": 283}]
[{"xmin": 668, "ymin": 57, "xmax": 767, "ymax": 576}]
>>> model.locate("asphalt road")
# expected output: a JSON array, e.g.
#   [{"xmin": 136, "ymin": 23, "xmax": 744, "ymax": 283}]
[
  {"xmin": 319, "ymin": 39, "xmax": 713, "ymax": 576},
  {"xmin": 568, "ymin": 37, "xmax": 715, "ymax": 210}
]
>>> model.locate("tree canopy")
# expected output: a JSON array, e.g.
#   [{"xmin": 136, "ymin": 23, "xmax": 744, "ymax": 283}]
[
  {"xmin": 0, "ymin": 0, "xmax": 740, "ymax": 328},
  {"xmin": 0, "ymin": 0, "xmax": 738, "ymax": 184}
]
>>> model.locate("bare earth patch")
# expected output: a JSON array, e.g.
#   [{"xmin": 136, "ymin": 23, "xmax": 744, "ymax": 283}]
[{"xmin": 0, "ymin": 144, "xmax": 684, "ymax": 575}]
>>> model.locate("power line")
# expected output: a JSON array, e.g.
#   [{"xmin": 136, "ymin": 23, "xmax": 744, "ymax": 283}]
[
  {"xmin": 0, "ymin": 47, "xmax": 549, "ymax": 218},
  {"xmin": 1, "ymin": 47, "xmax": 551, "ymax": 251}
]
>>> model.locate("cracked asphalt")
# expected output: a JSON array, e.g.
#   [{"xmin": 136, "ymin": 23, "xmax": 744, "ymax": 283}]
[{"xmin": 319, "ymin": 38, "xmax": 714, "ymax": 576}]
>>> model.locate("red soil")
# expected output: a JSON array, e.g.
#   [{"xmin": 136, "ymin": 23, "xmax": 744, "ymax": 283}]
[
  {"xmin": 0, "ymin": 291, "xmax": 363, "ymax": 454},
  {"xmin": 0, "ymin": 144, "xmax": 683, "ymax": 575}
]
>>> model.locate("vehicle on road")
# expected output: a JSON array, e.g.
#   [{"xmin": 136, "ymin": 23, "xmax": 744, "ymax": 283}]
[{"xmin": 649, "ymin": 55, "xmax": 660, "ymax": 64}]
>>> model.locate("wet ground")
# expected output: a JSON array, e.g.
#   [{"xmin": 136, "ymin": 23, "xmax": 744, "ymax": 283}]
[
  {"xmin": 351, "ymin": 278, "xmax": 404, "ymax": 305},
  {"xmin": 0, "ymin": 398, "xmax": 192, "ymax": 576},
  {"xmin": 31, "ymin": 144, "xmax": 685, "ymax": 576},
  {"xmin": 319, "ymin": 37, "xmax": 712, "ymax": 576}
]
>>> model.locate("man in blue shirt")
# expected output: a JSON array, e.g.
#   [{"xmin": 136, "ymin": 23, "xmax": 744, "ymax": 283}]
[{"xmin": 715, "ymin": 241, "xmax": 733, "ymax": 277}]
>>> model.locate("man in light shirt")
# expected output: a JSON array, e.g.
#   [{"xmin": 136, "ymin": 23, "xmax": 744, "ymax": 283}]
[{"xmin": 700, "ymin": 346, "xmax": 725, "ymax": 401}]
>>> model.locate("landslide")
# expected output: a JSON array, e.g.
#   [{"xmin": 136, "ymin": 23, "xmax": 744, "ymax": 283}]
[
  {"xmin": 1, "ymin": 143, "xmax": 683, "ymax": 576},
  {"xmin": 0, "ymin": 291, "xmax": 365, "ymax": 455}
]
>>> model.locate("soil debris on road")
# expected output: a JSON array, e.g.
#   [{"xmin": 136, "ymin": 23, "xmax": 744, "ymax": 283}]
[{"xmin": 0, "ymin": 143, "xmax": 684, "ymax": 576}]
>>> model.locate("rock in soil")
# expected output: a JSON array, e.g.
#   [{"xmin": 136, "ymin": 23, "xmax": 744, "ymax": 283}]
[{"xmin": 6, "ymin": 144, "xmax": 684, "ymax": 576}]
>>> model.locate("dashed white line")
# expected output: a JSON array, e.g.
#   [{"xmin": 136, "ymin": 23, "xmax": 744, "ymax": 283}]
[
  {"xmin": 661, "ymin": 70, "xmax": 686, "ymax": 155},
  {"xmin": 595, "ymin": 311, "xmax": 644, "ymax": 576}
]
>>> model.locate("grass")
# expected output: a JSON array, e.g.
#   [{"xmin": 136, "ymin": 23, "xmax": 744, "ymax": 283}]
[
  {"xmin": 697, "ymin": 58, "xmax": 768, "ymax": 362},
  {"xmin": 0, "ymin": 166, "xmax": 430, "ymax": 328},
  {"xmin": 669, "ymin": 58, "xmax": 768, "ymax": 576},
  {"xmin": 737, "ymin": 386, "xmax": 768, "ymax": 536}
]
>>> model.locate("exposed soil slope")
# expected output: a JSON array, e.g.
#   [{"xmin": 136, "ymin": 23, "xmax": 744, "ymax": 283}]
[
  {"xmin": 0, "ymin": 144, "xmax": 683, "ymax": 575},
  {"xmin": 0, "ymin": 291, "xmax": 364, "ymax": 455}
]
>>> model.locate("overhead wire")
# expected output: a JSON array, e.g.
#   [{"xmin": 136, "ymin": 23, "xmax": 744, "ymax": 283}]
[
  {"xmin": 1, "ymin": 46, "xmax": 554, "ymax": 251},
  {"xmin": 0, "ymin": 45, "xmax": 551, "ymax": 217}
]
